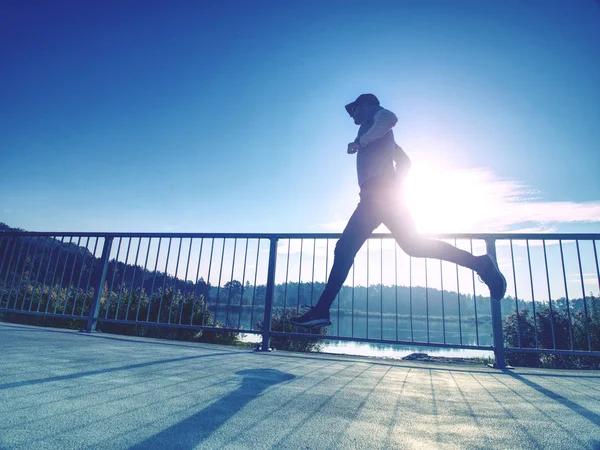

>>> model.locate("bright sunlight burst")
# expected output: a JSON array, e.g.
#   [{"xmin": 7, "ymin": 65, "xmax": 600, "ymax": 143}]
[{"xmin": 401, "ymin": 160, "xmax": 506, "ymax": 234}]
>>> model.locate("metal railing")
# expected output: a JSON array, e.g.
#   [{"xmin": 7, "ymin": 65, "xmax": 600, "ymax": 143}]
[{"xmin": 1, "ymin": 231, "xmax": 599, "ymax": 368}]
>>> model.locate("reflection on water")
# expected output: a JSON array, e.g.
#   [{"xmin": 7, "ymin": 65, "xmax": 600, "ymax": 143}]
[
  {"xmin": 240, "ymin": 334, "xmax": 493, "ymax": 360},
  {"xmin": 320, "ymin": 340, "xmax": 493, "ymax": 360},
  {"xmin": 326, "ymin": 313, "xmax": 492, "ymax": 347},
  {"xmin": 224, "ymin": 306, "xmax": 494, "ymax": 360},
  {"xmin": 223, "ymin": 309, "xmax": 492, "ymax": 345}
]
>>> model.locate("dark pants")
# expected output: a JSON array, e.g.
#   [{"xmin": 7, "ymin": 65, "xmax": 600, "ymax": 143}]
[{"xmin": 315, "ymin": 180, "xmax": 480, "ymax": 311}]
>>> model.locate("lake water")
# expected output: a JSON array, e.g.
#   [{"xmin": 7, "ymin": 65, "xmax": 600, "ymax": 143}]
[
  {"xmin": 319, "ymin": 341, "xmax": 493, "ymax": 360},
  {"xmin": 218, "ymin": 307, "xmax": 494, "ymax": 360},
  {"xmin": 241, "ymin": 333, "xmax": 493, "ymax": 360}
]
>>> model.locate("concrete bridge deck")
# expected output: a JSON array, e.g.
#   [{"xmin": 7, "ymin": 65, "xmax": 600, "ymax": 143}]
[{"xmin": 1, "ymin": 322, "xmax": 599, "ymax": 449}]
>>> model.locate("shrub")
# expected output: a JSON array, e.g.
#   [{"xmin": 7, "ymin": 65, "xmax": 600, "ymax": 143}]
[
  {"xmin": 0, "ymin": 281, "xmax": 241, "ymax": 346},
  {"xmin": 503, "ymin": 305, "xmax": 600, "ymax": 369},
  {"xmin": 256, "ymin": 309, "xmax": 326, "ymax": 353}
]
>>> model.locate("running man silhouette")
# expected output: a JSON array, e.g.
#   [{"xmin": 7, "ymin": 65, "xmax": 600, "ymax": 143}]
[{"xmin": 291, "ymin": 93, "xmax": 507, "ymax": 328}]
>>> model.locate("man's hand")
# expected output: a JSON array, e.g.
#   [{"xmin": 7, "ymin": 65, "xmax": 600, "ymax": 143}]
[{"xmin": 347, "ymin": 142, "xmax": 360, "ymax": 154}]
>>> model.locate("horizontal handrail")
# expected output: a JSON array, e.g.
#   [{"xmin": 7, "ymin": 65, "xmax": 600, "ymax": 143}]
[{"xmin": 2, "ymin": 231, "xmax": 599, "ymax": 240}]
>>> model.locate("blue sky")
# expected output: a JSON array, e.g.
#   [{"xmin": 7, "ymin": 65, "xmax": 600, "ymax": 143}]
[{"xmin": 1, "ymin": 0, "xmax": 599, "ymax": 233}]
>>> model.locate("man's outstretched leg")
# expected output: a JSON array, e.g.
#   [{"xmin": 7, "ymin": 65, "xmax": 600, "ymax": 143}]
[
  {"xmin": 382, "ymin": 203, "xmax": 507, "ymax": 300},
  {"xmin": 290, "ymin": 201, "xmax": 381, "ymax": 328}
]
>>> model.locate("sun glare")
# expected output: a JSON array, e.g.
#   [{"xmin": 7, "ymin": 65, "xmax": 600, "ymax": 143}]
[{"xmin": 402, "ymin": 161, "xmax": 499, "ymax": 233}]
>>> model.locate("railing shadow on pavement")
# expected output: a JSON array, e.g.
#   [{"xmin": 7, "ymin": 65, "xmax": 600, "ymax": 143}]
[
  {"xmin": 506, "ymin": 371, "xmax": 600, "ymax": 427},
  {"xmin": 128, "ymin": 369, "xmax": 295, "ymax": 450},
  {"xmin": 488, "ymin": 373, "xmax": 593, "ymax": 447}
]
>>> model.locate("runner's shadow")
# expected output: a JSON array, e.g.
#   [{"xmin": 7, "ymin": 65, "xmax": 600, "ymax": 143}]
[{"xmin": 129, "ymin": 368, "xmax": 294, "ymax": 449}]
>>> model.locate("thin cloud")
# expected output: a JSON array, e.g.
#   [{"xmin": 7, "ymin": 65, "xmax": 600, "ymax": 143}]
[
  {"xmin": 314, "ymin": 168, "xmax": 600, "ymax": 233},
  {"xmin": 313, "ymin": 220, "xmax": 347, "ymax": 232}
]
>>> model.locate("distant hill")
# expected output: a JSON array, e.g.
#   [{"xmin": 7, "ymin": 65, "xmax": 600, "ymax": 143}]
[{"xmin": 0, "ymin": 222, "xmax": 23, "ymax": 232}]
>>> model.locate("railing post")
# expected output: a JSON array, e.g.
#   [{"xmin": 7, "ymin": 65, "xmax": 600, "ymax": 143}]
[
  {"xmin": 85, "ymin": 237, "xmax": 113, "ymax": 332},
  {"xmin": 486, "ymin": 238, "xmax": 506, "ymax": 369},
  {"xmin": 261, "ymin": 237, "xmax": 278, "ymax": 351}
]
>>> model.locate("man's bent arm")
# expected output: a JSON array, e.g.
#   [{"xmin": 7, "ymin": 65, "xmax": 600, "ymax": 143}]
[{"xmin": 358, "ymin": 109, "xmax": 398, "ymax": 147}]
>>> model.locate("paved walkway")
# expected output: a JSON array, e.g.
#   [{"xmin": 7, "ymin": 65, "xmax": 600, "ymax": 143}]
[{"xmin": 1, "ymin": 322, "xmax": 599, "ymax": 449}]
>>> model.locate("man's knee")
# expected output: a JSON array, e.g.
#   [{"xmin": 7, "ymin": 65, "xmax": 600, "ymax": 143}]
[{"xmin": 396, "ymin": 238, "xmax": 425, "ymax": 258}]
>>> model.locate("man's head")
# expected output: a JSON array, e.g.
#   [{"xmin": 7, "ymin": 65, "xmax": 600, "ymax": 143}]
[{"xmin": 345, "ymin": 93, "xmax": 380, "ymax": 125}]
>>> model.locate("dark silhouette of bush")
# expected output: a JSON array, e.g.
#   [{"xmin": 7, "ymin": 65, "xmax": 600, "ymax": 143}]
[
  {"xmin": 0, "ymin": 279, "xmax": 240, "ymax": 346},
  {"xmin": 256, "ymin": 309, "xmax": 326, "ymax": 352},
  {"xmin": 503, "ymin": 305, "xmax": 600, "ymax": 369}
]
